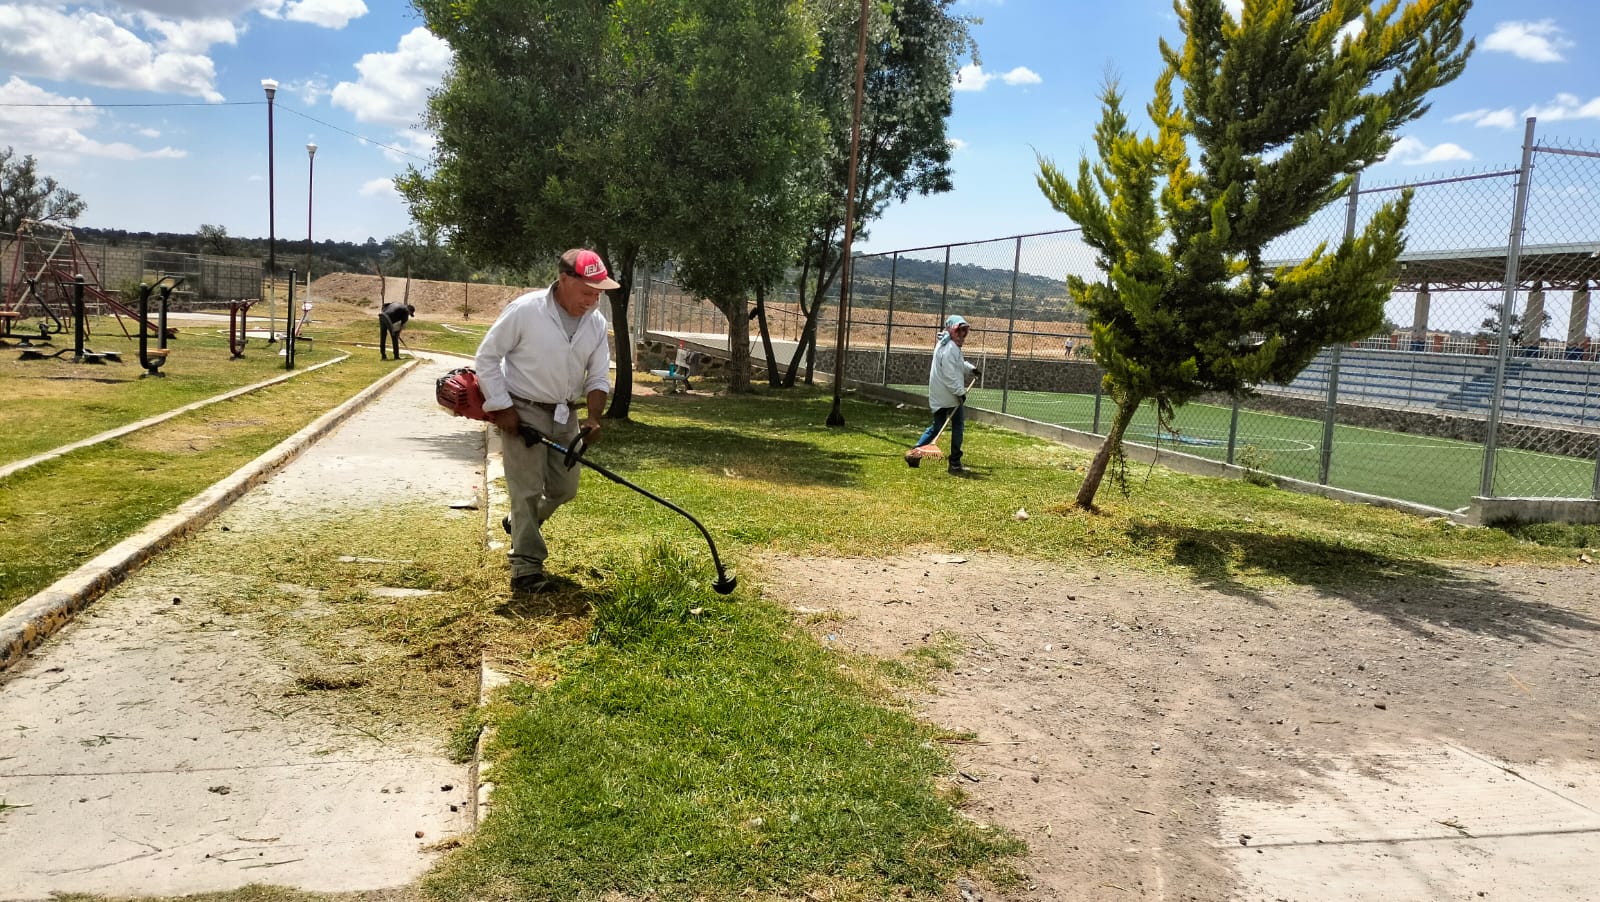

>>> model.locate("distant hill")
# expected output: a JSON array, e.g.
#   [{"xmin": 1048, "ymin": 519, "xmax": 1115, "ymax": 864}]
[{"xmin": 850, "ymin": 253, "xmax": 1083, "ymax": 323}]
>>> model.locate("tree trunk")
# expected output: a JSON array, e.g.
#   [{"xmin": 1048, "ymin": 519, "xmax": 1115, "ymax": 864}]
[
  {"xmin": 784, "ymin": 246, "xmax": 841, "ymax": 388},
  {"xmin": 1075, "ymin": 395, "xmax": 1140, "ymax": 509},
  {"xmin": 754, "ymin": 285, "xmax": 780, "ymax": 387},
  {"xmin": 782, "ymin": 254, "xmax": 816, "ymax": 388},
  {"xmin": 604, "ymin": 245, "xmax": 639, "ymax": 420},
  {"xmin": 712, "ymin": 293, "xmax": 753, "ymax": 393}
]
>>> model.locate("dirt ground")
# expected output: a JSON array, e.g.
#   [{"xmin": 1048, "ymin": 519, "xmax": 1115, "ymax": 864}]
[
  {"xmin": 309, "ymin": 272, "xmax": 531, "ymax": 320},
  {"xmin": 760, "ymin": 552, "xmax": 1600, "ymax": 901}
]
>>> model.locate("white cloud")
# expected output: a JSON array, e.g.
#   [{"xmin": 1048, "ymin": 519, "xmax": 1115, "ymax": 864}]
[
  {"xmin": 118, "ymin": 0, "xmax": 281, "ymax": 18},
  {"xmin": 1381, "ymin": 136, "xmax": 1473, "ymax": 166},
  {"xmin": 283, "ymin": 0, "xmax": 367, "ymax": 29},
  {"xmin": 0, "ymin": 6, "xmax": 222, "ymax": 100},
  {"xmin": 1483, "ymin": 20, "xmax": 1572, "ymax": 63},
  {"xmin": 1523, "ymin": 93, "xmax": 1600, "ymax": 122},
  {"xmin": 1449, "ymin": 107, "xmax": 1517, "ymax": 129},
  {"xmin": 947, "ymin": 137, "xmax": 968, "ymax": 152},
  {"xmin": 952, "ymin": 63, "xmax": 991, "ymax": 92},
  {"xmin": 1000, "ymin": 67, "xmax": 1041, "ymax": 86},
  {"xmin": 331, "ymin": 27, "xmax": 451, "ymax": 127},
  {"xmin": 136, "ymin": 13, "xmax": 238, "ymax": 53},
  {"xmin": 286, "ymin": 76, "xmax": 331, "ymax": 106},
  {"xmin": 1222, "ymin": 0, "xmax": 1243, "ymax": 17},
  {"xmin": 138, "ymin": 127, "xmax": 162, "ymax": 137},
  {"xmin": 360, "ymin": 177, "xmax": 397, "ymax": 198},
  {"xmin": 953, "ymin": 63, "xmax": 1039, "ymax": 92},
  {"xmin": 0, "ymin": 76, "xmax": 186, "ymax": 160}
]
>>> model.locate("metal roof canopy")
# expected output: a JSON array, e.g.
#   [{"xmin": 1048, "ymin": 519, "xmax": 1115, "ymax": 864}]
[{"xmin": 1389, "ymin": 242, "xmax": 1600, "ymax": 292}]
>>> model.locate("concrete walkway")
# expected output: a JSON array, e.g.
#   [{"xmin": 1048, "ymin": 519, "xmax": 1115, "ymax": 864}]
[{"xmin": 0, "ymin": 353, "xmax": 484, "ymax": 900}]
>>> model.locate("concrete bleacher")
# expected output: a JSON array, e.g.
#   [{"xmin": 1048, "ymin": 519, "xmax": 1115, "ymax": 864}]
[{"xmin": 1269, "ymin": 347, "xmax": 1600, "ymax": 428}]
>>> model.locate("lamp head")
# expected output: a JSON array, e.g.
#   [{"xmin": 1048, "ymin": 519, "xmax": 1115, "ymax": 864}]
[
  {"xmin": 261, "ymin": 78, "xmax": 278, "ymax": 100},
  {"xmin": 307, "ymin": 142, "xmax": 317, "ymax": 158}
]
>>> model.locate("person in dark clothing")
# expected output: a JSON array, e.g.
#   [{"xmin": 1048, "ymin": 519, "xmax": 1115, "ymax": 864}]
[{"xmin": 379, "ymin": 302, "xmax": 415, "ymax": 360}]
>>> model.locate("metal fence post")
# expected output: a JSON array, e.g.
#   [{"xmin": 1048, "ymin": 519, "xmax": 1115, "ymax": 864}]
[
  {"xmin": 1481, "ymin": 117, "xmax": 1538, "ymax": 499},
  {"xmin": 1093, "ymin": 380, "xmax": 1103, "ymax": 434},
  {"xmin": 1227, "ymin": 395, "xmax": 1240, "ymax": 465},
  {"xmin": 883, "ymin": 252, "xmax": 897, "ymax": 385},
  {"xmin": 1319, "ymin": 172, "xmax": 1361, "ymax": 485},
  {"xmin": 1000, "ymin": 237, "xmax": 1020, "ymax": 414},
  {"xmin": 938, "ymin": 246, "xmax": 950, "ymax": 328}
]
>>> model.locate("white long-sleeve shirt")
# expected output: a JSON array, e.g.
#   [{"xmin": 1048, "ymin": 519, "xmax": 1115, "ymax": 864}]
[
  {"xmin": 475, "ymin": 286, "xmax": 611, "ymax": 412},
  {"xmin": 928, "ymin": 337, "xmax": 974, "ymax": 410}
]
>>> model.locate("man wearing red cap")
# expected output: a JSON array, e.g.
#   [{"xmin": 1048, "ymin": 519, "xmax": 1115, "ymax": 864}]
[{"xmin": 476, "ymin": 248, "xmax": 618, "ymax": 595}]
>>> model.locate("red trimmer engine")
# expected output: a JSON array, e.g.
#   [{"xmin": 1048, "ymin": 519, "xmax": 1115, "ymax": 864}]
[{"xmin": 435, "ymin": 366, "xmax": 489, "ymax": 422}]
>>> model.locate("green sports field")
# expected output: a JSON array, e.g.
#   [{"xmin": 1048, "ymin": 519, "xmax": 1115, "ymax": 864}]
[{"xmin": 901, "ymin": 386, "xmax": 1596, "ymax": 513}]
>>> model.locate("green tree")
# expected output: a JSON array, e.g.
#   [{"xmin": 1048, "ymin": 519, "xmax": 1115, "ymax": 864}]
[
  {"xmin": 1037, "ymin": 0, "xmax": 1471, "ymax": 508},
  {"xmin": 1478, "ymin": 301, "xmax": 1551, "ymax": 347},
  {"xmin": 197, "ymin": 223, "xmax": 234, "ymax": 256},
  {"xmin": 782, "ymin": 0, "xmax": 975, "ymax": 387},
  {"xmin": 1, "ymin": 147, "xmax": 85, "ymax": 233},
  {"xmin": 403, "ymin": 0, "xmax": 827, "ymax": 402},
  {"xmin": 659, "ymin": 0, "xmax": 825, "ymax": 393},
  {"xmin": 403, "ymin": 0, "xmax": 640, "ymax": 409}
]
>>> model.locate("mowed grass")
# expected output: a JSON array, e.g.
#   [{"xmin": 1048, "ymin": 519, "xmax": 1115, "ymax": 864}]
[
  {"xmin": 905, "ymin": 386, "xmax": 1600, "ymax": 512},
  {"xmin": 0, "ymin": 317, "xmax": 318, "ymax": 463},
  {"xmin": 6, "ymin": 356, "xmax": 1591, "ymax": 902},
  {"xmin": 0, "ymin": 343, "xmax": 394, "ymax": 615},
  {"xmin": 532, "ymin": 385, "xmax": 1579, "ymax": 593}
]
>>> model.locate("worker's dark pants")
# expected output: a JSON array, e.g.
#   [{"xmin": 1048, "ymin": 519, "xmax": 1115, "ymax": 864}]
[{"xmin": 379, "ymin": 313, "xmax": 401, "ymax": 359}]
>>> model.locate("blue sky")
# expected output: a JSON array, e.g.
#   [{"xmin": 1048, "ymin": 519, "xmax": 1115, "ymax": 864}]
[{"xmin": 1, "ymin": 0, "xmax": 1597, "ymax": 254}]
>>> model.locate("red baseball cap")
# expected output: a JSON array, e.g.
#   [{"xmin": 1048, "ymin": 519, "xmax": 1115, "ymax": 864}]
[{"xmin": 560, "ymin": 248, "xmax": 620, "ymax": 290}]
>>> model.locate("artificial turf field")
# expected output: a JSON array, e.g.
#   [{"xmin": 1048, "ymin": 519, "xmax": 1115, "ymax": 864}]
[{"xmin": 904, "ymin": 386, "xmax": 1596, "ymax": 513}]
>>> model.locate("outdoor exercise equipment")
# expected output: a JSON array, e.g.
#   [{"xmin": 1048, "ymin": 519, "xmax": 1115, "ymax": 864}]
[
  {"xmin": 434, "ymin": 366, "xmax": 737, "ymax": 594},
  {"xmin": 3, "ymin": 220, "xmax": 174, "ymax": 340},
  {"xmin": 228, "ymin": 299, "xmax": 257, "ymax": 358},
  {"xmin": 282, "ymin": 271, "xmax": 300, "ymax": 370},
  {"xmin": 17, "ymin": 275, "xmax": 122, "ymax": 364},
  {"xmin": 138, "ymin": 276, "xmax": 181, "ymax": 377}
]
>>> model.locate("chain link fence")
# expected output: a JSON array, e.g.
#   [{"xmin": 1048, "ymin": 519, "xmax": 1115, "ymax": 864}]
[
  {"xmin": 1, "ymin": 229, "xmax": 263, "ymax": 320},
  {"xmin": 636, "ymin": 120, "xmax": 1599, "ymax": 516}
]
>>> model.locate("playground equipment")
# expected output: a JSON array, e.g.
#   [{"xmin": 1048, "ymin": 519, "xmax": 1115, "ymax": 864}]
[
  {"xmin": 137, "ymin": 276, "xmax": 181, "ymax": 377},
  {"xmin": 17, "ymin": 275, "xmax": 123, "ymax": 364},
  {"xmin": 3, "ymin": 220, "xmax": 174, "ymax": 340}
]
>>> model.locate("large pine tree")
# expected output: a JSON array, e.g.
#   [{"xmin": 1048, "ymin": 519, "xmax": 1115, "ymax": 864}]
[{"xmin": 1038, "ymin": 0, "xmax": 1472, "ymax": 508}]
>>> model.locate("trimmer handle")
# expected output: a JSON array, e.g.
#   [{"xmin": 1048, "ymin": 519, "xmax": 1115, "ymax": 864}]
[{"xmin": 566, "ymin": 426, "xmax": 593, "ymax": 469}]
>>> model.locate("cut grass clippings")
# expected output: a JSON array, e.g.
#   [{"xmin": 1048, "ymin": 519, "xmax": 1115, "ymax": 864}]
[{"xmin": 0, "ymin": 352, "xmax": 394, "ymax": 614}]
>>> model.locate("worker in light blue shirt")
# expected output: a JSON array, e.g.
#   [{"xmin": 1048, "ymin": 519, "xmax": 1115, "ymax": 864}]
[{"xmin": 907, "ymin": 314, "xmax": 979, "ymax": 475}]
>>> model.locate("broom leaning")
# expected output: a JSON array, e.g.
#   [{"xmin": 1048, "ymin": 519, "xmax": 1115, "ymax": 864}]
[{"xmin": 904, "ymin": 378, "xmax": 975, "ymax": 468}]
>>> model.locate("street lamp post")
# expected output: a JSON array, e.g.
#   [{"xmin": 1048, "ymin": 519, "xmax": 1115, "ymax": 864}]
[
  {"xmin": 262, "ymin": 78, "xmax": 278, "ymax": 343},
  {"xmin": 306, "ymin": 143, "xmax": 317, "ymax": 309}
]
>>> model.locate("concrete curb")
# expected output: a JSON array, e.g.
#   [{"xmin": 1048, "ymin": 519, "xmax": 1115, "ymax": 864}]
[
  {"xmin": 0, "ymin": 358, "xmax": 420, "ymax": 673},
  {"xmin": 472, "ymin": 422, "xmax": 511, "ymax": 830},
  {"xmin": 0, "ymin": 354, "xmax": 353, "ymax": 484},
  {"xmin": 472, "ymin": 656, "xmax": 511, "ymax": 829}
]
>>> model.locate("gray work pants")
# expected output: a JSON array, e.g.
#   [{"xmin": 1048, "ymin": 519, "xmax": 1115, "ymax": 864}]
[{"xmin": 500, "ymin": 398, "xmax": 583, "ymax": 578}]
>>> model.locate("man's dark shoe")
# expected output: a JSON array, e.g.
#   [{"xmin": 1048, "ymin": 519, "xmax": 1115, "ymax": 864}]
[
  {"xmin": 947, "ymin": 463, "xmax": 966, "ymax": 475},
  {"xmin": 501, "ymin": 514, "xmax": 511, "ymax": 535},
  {"xmin": 510, "ymin": 573, "xmax": 551, "ymax": 595}
]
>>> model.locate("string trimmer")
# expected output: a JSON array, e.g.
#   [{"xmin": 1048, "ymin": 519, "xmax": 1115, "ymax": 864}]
[{"xmin": 435, "ymin": 367, "xmax": 736, "ymax": 594}]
